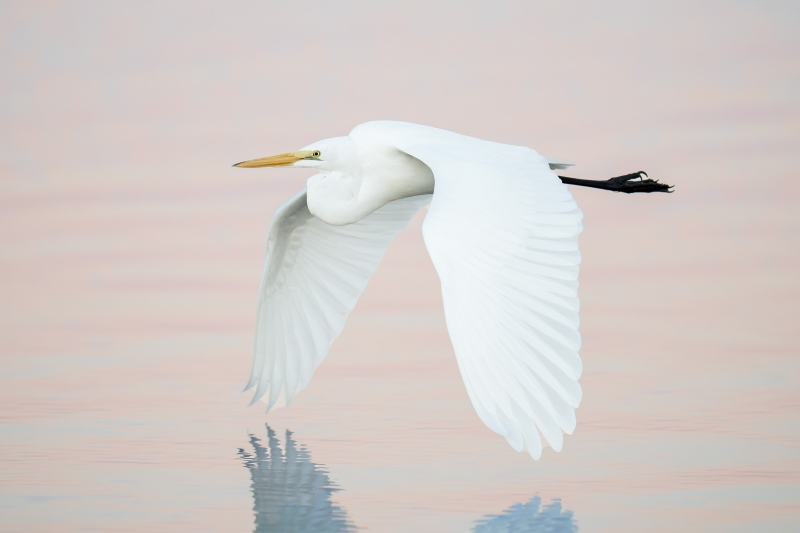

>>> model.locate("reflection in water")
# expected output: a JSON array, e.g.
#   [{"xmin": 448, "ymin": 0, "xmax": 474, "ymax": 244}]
[
  {"xmin": 237, "ymin": 425, "xmax": 356, "ymax": 532},
  {"xmin": 472, "ymin": 497, "xmax": 577, "ymax": 533},
  {"xmin": 238, "ymin": 425, "xmax": 577, "ymax": 532}
]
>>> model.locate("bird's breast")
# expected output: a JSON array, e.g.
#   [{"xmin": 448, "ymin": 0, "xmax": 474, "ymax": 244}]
[{"xmin": 306, "ymin": 172, "xmax": 364, "ymax": 226}]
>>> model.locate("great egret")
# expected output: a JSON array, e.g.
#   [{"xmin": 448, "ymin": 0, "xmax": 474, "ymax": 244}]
[{"xmin": 234, "ymin": 121, "xmax": 671, "ymax": 460}]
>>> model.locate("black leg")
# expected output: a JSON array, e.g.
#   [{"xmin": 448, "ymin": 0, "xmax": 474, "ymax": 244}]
[{"xmin": 558, "ymin": 171, "xmax": 673, "ymax": 194}]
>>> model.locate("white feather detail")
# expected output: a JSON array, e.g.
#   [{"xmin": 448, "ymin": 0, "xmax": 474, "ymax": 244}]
[
  {"xmin": 245, "ymin": 189, "xmax": 431, "ymax": 409},
  {"xmin": 352, "ymin": 121, "xmax": 584, "ymax": 458}
]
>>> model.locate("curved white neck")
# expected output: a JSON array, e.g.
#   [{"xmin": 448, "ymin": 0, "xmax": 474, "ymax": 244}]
[{"xmin": 306, "ymin": 145, "xmax": 434, "ymax": 226}]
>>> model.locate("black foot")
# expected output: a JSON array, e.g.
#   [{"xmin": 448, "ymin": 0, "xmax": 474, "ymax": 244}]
[{"xmin": 558, "ymin": 171, "xmax": 674, "ymax": 194}]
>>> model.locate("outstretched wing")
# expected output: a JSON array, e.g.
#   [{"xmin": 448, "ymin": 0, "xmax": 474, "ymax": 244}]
[
  {"xmin": 245, "ymin": 188, "xmax": 431, "ymax": 410},
  {"xmin": 353, "ymin": 122, "xmax": 584, "ymax": 460}
]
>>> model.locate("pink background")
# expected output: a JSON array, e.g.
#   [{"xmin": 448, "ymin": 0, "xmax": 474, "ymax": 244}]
[{"xmin": 1, "ymin": 1, "xmax": 798, "ymax": 531}]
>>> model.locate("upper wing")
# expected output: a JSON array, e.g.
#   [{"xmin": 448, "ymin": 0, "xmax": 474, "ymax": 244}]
[
  {"xmin": 353, "ymin": 122, "xmax": 584, "ymax": 460},
  {"xmin": 245, "ymin": 188, "xmax": 431, "ymax": 410}
]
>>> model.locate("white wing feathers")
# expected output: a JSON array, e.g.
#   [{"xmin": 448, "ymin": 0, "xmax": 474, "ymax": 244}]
[
  {"xmin": 245, "ymin": 188, "xmax": 431, "ymax": 411},
  {"xmin": 361, "ymin": 122, "xmax": 584, "ymax": 459}
]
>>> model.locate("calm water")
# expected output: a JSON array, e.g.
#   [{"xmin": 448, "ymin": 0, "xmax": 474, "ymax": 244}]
[
  {"xmin": 1, "ymin": 2, "xmax": 799, "ymax": 531},
  {"xmin": 1, "ymin": 176, "xmax": 797, "ymax": 531}
]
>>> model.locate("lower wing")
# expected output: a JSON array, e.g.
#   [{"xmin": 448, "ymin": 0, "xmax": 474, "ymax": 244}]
[{"xmin": 245, "ymin": 189, "xmax": 431, "ymax": 410}]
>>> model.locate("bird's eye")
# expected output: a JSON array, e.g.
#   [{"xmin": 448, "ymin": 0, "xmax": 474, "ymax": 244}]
[{"xmin": 312, "ymin": 150, "xmax": 321, "ymax": 158}]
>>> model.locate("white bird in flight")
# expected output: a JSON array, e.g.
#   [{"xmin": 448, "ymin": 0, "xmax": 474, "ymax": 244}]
[{"xmin": 234, "ymin": 121, "xmax": 671, "ymax": 460}]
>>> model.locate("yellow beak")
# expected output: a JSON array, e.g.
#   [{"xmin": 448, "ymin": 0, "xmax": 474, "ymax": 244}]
[{"xmin": 233, "ymin": 150, "xmax": 317, "ymax": 168}]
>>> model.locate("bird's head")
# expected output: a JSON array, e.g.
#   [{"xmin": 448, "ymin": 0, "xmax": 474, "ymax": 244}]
[{"xmin": 233, "ymin": 136, "xmax": 360, "ymax": 176}]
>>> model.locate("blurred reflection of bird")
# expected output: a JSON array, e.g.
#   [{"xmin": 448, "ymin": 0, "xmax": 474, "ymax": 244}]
[
  {"xmin": 472, "ymin": 497, "xmax": 577, "ymax": 533},
  {"xmin": 235, "ymin": 121, "xmax": 672, "ymax": 460},
  {"xmin": 238, "ymin": 425, "xmax": 578, "ymax": 532},
  {"xmin": 237, "ymin": 426, "xmax": 355, "ymax": 532}
]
